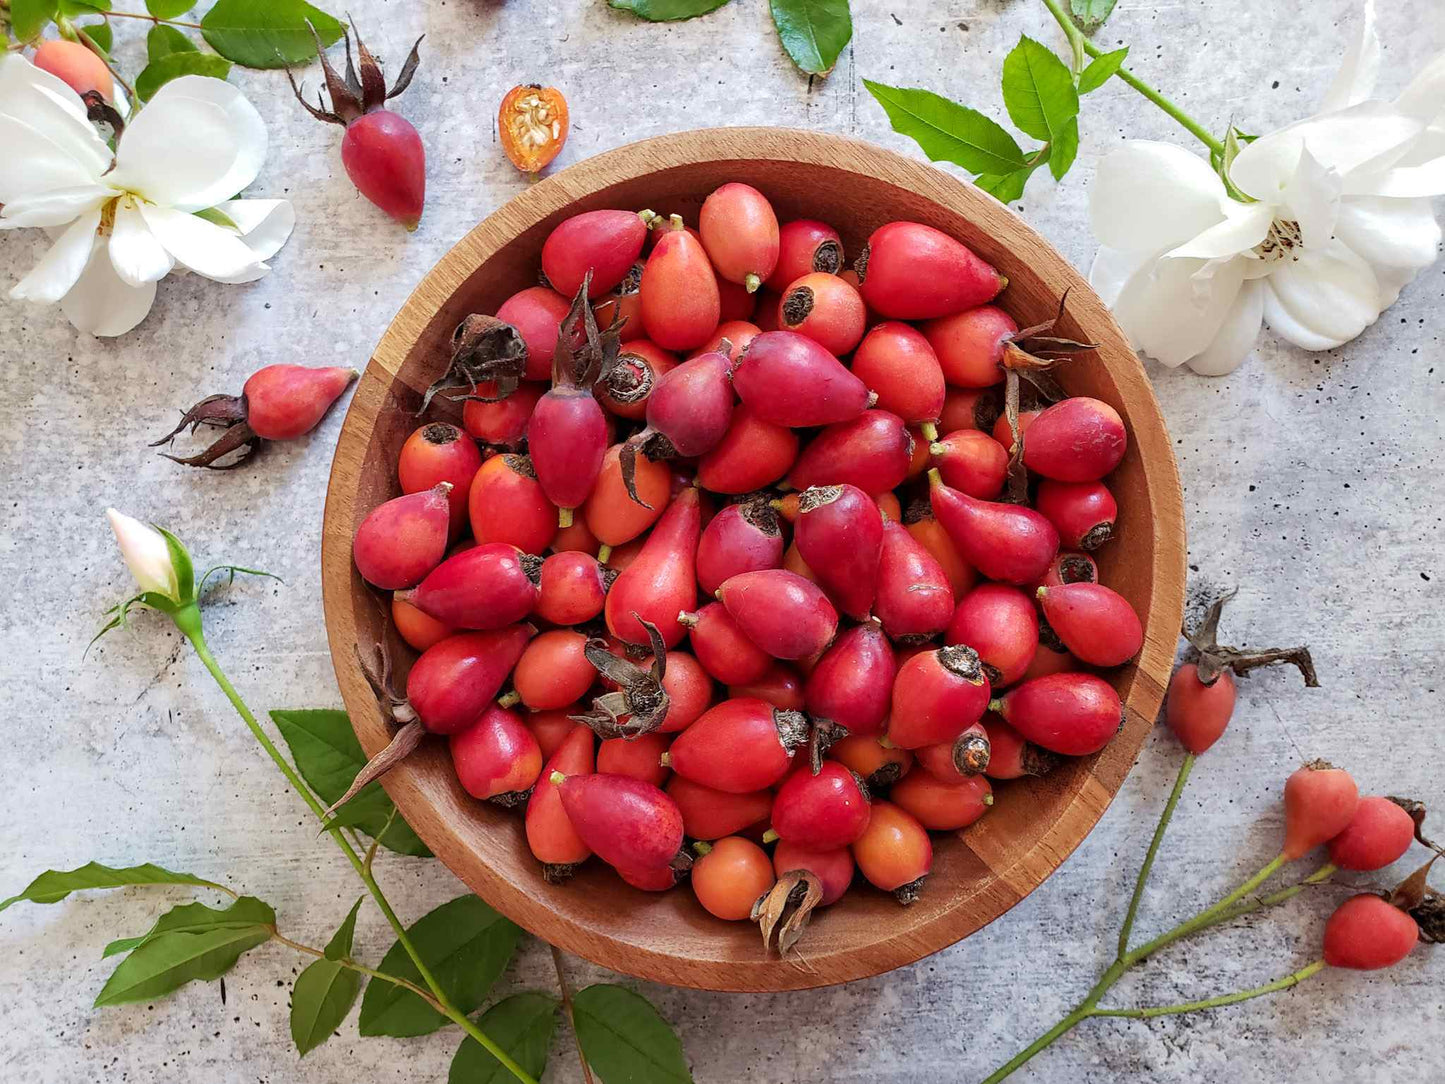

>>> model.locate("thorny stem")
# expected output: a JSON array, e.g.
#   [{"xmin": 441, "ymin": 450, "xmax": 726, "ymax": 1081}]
[
  {"xmin": 1038, "ymin": 0, "xmax": 1226, "ymax": 156},
  {"xmin": 1093, "ymin": 959, "xmax": 1327, "ymax": 1018},
  {"xmin": 174, "ymin": 607, "xmax": 539, "ymax": 1084},
  {"xmin": 551, "ymin": 944, "xmax": 596, "ymax": 1084},
  {"xmin": 1118, "ymin": 753, "xmax": 1194, "ymax": 956}
]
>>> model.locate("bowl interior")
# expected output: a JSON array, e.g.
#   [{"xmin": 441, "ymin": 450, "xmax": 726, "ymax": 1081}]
[{"xmin": 321, "ymin": 128, "xmax": 1185, "ymax": 991}]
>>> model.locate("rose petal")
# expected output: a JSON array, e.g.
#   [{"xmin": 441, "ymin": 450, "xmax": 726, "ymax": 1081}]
[
  {"xmin": 1334, "ymin": 195, "xmax": 1441, "ymax": 308},
  {"xmin": 0, "ymin": 115, "xmax": 105, "ymax": 203},
  {"xmin": 110, "ymin": 77, "xmax": 267, "ymax": 213},
  {"xmin": 1087, "ymin": 246, "xmax": 1151, "ymax": 309},
  {"xmin": 60, "ymin": 242, "xmax": 158, "ymax": 337},
  {"xmin": 1395, "ymin": 51, "xmax": 1445, "ymax": 122},
  {"xmin": 216, "ymin": 198, "xmax": 295, "ymax": 261},
  {"xmin": 0, "ymin": 184, "xmax": 113, "ymax": 229},
  {"xmin": 1262, "ymin": 239, "xmax": 1381, "ymax": 350},
  {"xmin": 9, "ymin": 209, "xmax": 101, "ymax": 303},
  {"xmin": 109, "ymin": 197, "xmax": 175, "ymax": 287},
  {"xmin": 1111, "ymin": 253, "xmax": 1249, "ymax": 368},
  {"xmin": 0, "ymin": 56, "xmax": 112, "ymax": 179},
  {"xmin": 138, "ymin": 203, "xmax": 269, "ymax": 283},
  {"xmin": 1163, "ymin": 201, "xmax": 1273, "ymax": 261},
  {"xmin": 1089, "ymin": 141, "xmax": 1228, "ymax": 253},
  {"xmin": 1186, "ymin": 280, "xmax": 1265, "ymax": 376},
  {"xmin": 1232, "ymin": 102, "xmax": 1422, "ymax": 196},
  {"xmin": 1319, "ymin": 0, "xmax": 1380, "ymax": 113},
  {"xmin": 1279, "ymin": 146, "xmax": 1341, "ymax": 249}
]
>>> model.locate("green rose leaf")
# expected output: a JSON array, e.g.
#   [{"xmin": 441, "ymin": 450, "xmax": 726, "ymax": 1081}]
[
  {"xmin": 1070, "ymin": 0, "xmax": 1119, "ymax": 33},
  {"xmin": 79, "ymin": 22, "xmax": 113, "ymax": 53},
  {"xmin": 10, "ymin": 0, "xmax": 59, "ymax": 41},
  {"xmin": 200, "ymin": 0, "xmax": 344, "ymax": 69},
  {"xmin": 136, "ymin": 52, "xmax": 233, "ymax": 101},
  {"xmin": 93, "ymin": 896, "xmax": 275, "ymax": 1007},
  {"xmin": 573, "ymin": 984, "xmax": 693, "ymax": 1084},
  {"xmin": 448, "ymin": 993, "xmax": 559, "ymax": 1084},
  {"xmin": 608, "ymin": 0, "xmax": 730, "ymax": 20},
  {"xmin": 147, "ymin": 24, "xmax": 200, "ymax": 61},
  {"xmin": 270, "ymin": 709, "xmax": 430, "ymax": 857},
  {"xmin": 1048, "ymin": 115, "xmax": 1080, "ymax": 181},
  {"xmin": 358, "ymin": 896, "xmax": 521, "ymax": 1038},
  {"xmin": 1078, "ymin": 46, "xmax": 1128, "ymax": 94},
  {"xmin": 769, "ymin": 0, "xmax": 852, "ymax": 77},
  {"xmin": 291, "ymin": 957, "xmax": 361, "ymax": 1056},
  {"xmin": 291, "ymin": 904, "xmax": 362, "ymax": 1056},
  {"xmin": 147, "ymin": 0, "xmax": 195, "ymax": 15},
  {"xmin": 1001, "ymin": 35, "xmax": 1079, "ymax": 149},
  {"xmin": 100, "ymin": 897, "xmax": 270, "ymax": 960},
  {"xmin": 1, "ymin": 861, "xmax": 231, "ymax": 912},
  {"xmin": 324, "ymin": 897, "xmax": 363, "ymax": 961},
  {"xmin": 863, "ymin": 79, "xmax": 1030, "ymax": 177},
  {"xmin": 976, "ymin": 162, "xmax": 1042, "ymax": 205},
  {"xmin": 59, "ymin": 0, "xmax": 111, "ymax": 15}
]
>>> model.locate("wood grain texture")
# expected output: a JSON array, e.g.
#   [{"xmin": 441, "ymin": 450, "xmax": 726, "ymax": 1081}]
[{"xmin": 320, "ymin": 128, "xmax": 1186, "ymax": 991}]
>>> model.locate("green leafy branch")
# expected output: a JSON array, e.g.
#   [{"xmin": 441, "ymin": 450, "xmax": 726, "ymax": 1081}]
[
  {"xmin": 864, "ymin": 0, "xmax": 1235, "ymax": 206},
  {"xmin": 6, "ymin": 0, "xmax": 345, "ymax": 104},
  {"xmin": 611, "ymin": 0, "xmax": 853, "ymax": 79},
  {"xmin": 6, "ymin": 534, "xmax": 695, "ymax": 1083}
]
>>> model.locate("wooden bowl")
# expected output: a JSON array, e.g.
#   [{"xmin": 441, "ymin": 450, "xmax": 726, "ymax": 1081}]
[{"xmin": 321, "ymin": 128, "xmax": 1185, "ymax": 992}]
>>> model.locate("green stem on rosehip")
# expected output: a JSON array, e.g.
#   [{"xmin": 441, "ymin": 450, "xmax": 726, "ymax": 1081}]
[{"xmin": 1093, "ymin": 959, "xmax": 1327, "ymax": 1019}]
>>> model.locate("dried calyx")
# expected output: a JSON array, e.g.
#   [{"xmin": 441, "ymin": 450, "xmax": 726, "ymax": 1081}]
[
  {"xmin": 149, "ymin": 394, "xmax": 260, "ymax": 469},
  {"xmin": 322, "ymin": 641, "xmax": 425, "ymax": 822},
  {"xmin": 422, "ymin": 314, "xmax": 529, "ymax": 413},
  {"xmin": 952, "ymin": 728, "xmax": 991, "ymax": 775},
  {"xmin": 286, "ymin": 20, "xmax": 422, "ymax": 128},
  {"xmin": 807, "ymin": 718, "xmax": 849, "ymax": 774},
  {"xmin": 937, "ymin": 643, "xmax": 986, "ymax": 684},
  {"xmin": 752, "ymin": 869, "xmax": 824, "ymax": 955},
  {"xmin": 1389, "ymin": 853, "xmax": 1443, "ymax": 943},
  {"xmin": 1185, "ymin": 590, "xmax": 1319, "ymax": 688},
  {"xmin": 570, "ymin": 617, "xmax": 670, "ymax": 738},
  {"xmin": 997, "ymin": 289, "xmax": 1099, "ymax": 503},
  {"xmin": 558, "ymin": 271, "xmax": 625, "ymax": 389}
]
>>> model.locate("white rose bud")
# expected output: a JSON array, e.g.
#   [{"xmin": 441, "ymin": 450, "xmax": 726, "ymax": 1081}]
[{"xmin": 106, "ymin": 508, "xmax": 181, "ymax": 603}]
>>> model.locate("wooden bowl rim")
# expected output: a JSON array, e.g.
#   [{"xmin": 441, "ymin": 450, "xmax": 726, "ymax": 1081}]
[{"xmin": 321, "ymin": 126, "xmax": 1186, "ymax": 991}]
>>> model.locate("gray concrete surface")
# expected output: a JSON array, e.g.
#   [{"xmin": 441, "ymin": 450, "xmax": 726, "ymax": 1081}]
[{"xmin": 2, "ymin": 1, "xmax": 1442, "ymax": 1081}]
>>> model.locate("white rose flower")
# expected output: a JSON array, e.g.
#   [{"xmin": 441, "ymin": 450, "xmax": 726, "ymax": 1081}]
[
  {"xmin": 0, "ymin": 55, "xmax": 294, "ymax": 337},
  {"xmin": 1088, "ymin": 0, "xmax": 1445, "ymax": 375}
]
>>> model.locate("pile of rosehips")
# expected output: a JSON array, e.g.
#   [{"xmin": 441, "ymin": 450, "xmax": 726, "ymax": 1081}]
[{"xmin": 348, "ymin": 184, "xmax": 1143, "ymax": 945}]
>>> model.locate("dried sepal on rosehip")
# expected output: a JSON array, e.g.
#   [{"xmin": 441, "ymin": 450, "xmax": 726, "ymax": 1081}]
[
  {"xmin": 1166, "ymin": 590, "xmax": 1319, "ymax": 755},
  {"xmin": 569, "ymin": 618, "xmax": 671, "ymax": 738},
  {"xmin": 421, "ymin": 314, "xmax": 529, "ymax": 413},
  {"xmin": 288, "ymin": 21, "xmax": 426, "ymax": 230},
  {"xmin": 152, "ymin": 365, "xmax": 358, "ymax": 469},
  {"xmin": 752, "ymin": 869, "xmax": 824, "ymax": 955}
]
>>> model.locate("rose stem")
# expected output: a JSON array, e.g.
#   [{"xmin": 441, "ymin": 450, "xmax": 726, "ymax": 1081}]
[
  {"xmin": 550, "ymin": 944, "xmax": 596, "ymax": 1084},
  {"xmin": 1092, "ymin": 960, "xmax": 1327, "ymax": 1018},
  {"xmin": 1037, "ymin": 0, "xmax": 1226, "ymax": 156},
  {"xmin": 172, "ymin": 604, "xmax": 539, "ymax": 1084}
]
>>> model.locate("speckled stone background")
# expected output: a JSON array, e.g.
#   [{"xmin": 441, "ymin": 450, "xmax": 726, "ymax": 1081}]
[{"xmin": 2, "ymin": 1, "xmax": 1442, "ymax": 1081}]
